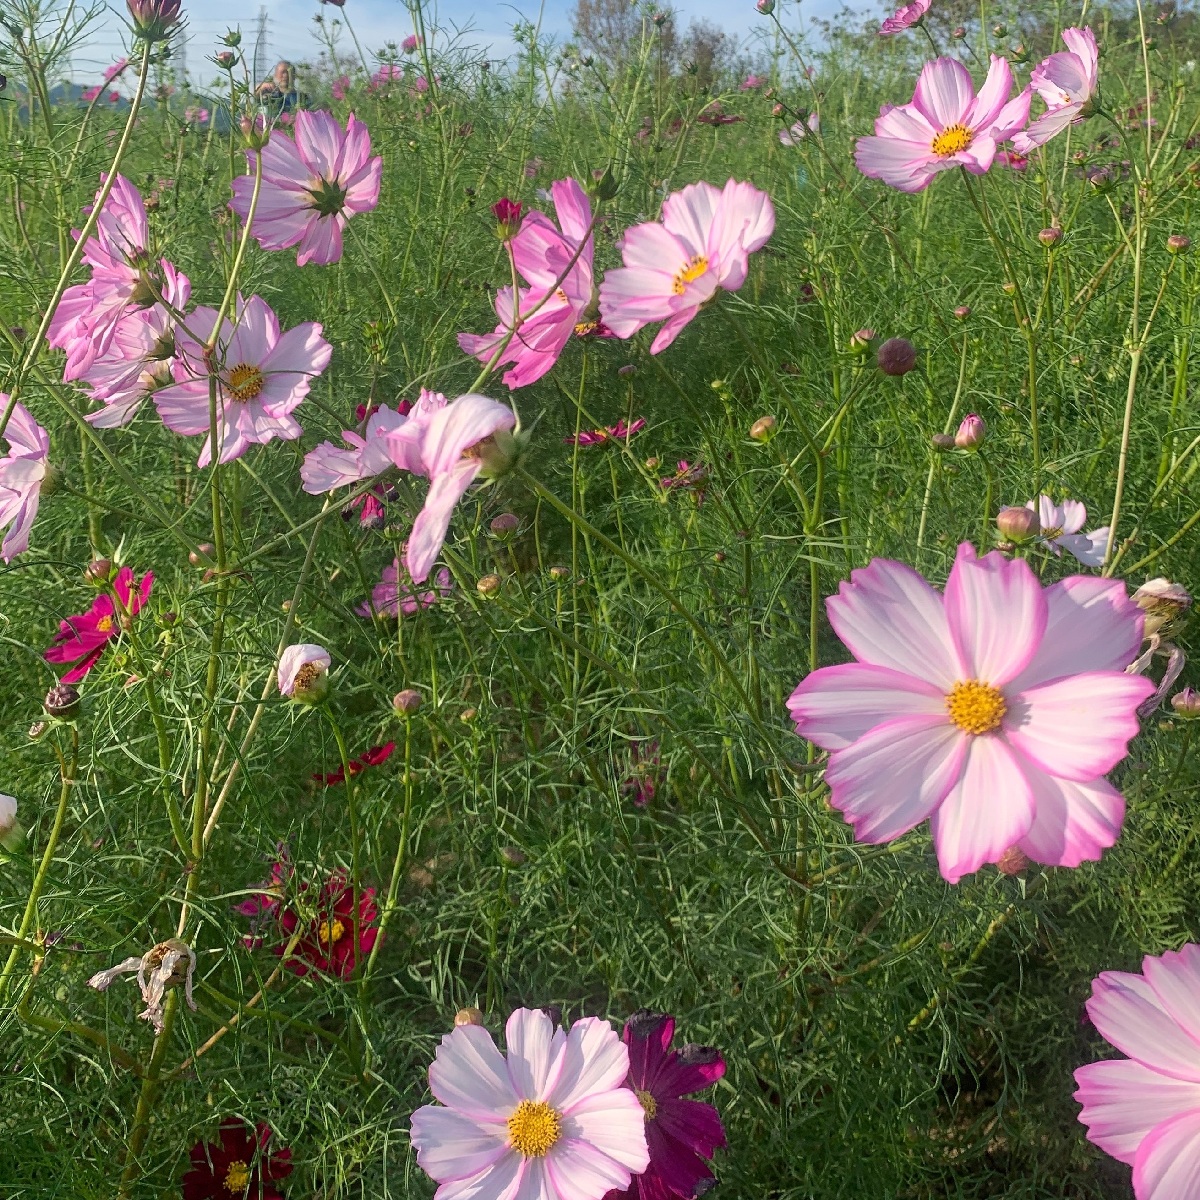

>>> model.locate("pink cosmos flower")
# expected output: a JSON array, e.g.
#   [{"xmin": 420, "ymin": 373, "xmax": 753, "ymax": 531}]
[
  {"xmin": 787, "ymin": 544, "xmax": 1154, "ymax": 883},
  {"xmin": 459, "ymin": 178, "xmax": 601, "ymax": 389},
  {"xmin": 566, "ymin": 418, "xmax": 646, "ymax": 447},
  {"xmin": 1074, "ymin": 945, "xmax": 1200, "ymax": 1197},
  {"xmin": 778, "ymin": 113, "xmax": 820, "ymax": 144},
  {"xmin": 82, "ymin": 85, "xmax": 102, "ymax": 102},
  {"xmin": 153, "ymin": 295, "xmax": 331, "ymax": 466},
  {"xmin": 659, "ymin": 460, "xmax": 709, "ymax": 494},
  {"xmin": 385, "ymin": 393, "xmax": 518, "ymax": 585},
  {"xmin": 356, "ymin": 560, "xmax": 452, "ymax": 617},
  {"xmin": 879, "ymin": 0, "xmax": 930, "ymax": 35},
  {"xmin": 104, "ymin": 58, "xmax": 129, "ymax": 84},
  {"xmin": 183, "ymin": 106, "xmax": 209, "ymax": 125},
  {"xmin": 369, "ymin": 64, "xmax": 404, "ymax": 92},
  {"xmin": 301, "ymin": 402, "xmax": 413, "ymax": 494},
  {"xmin": 410, "ymin": 1007, "xmax": 650, "ymax": 1200},
  {"xmin": 995, "ymin": 149, "xmax": 1029, "ymax": 170},
  {"xmin": 855, "ymin": 56, "xmax": 1032, "ymax": 193},
  {"xmin": 44, "ymin": 567, "xmax": 154, "ymax": 683},
  {"xmin": 599, "ymin": 179, "xmax": 775, "ymax": 354},
  {"xmin": 619, "ymin": 739, "xmax": 661, "ymax": 808},
  {"xmin": 0, "ymin": 399, "xmax": 50, "ymax": 562},
  {"xmin": 740, "ymin": 73, "xmax": 765, "ymax": 90},
  {"xmin": 601, "ymin": 1011, "xmax": 725, "ymax": 1200},
  {"xmin": 1025, "ymin": 494, "xmax": 1110, "ymax": 568},
  {"xmin": 1013, "ymin": 28, "xmax": 1099, "ymax": 152},
  {"xmin": 332, "ymin": 74, "xmax": 351, "ymax": 101},
  {"xmin": 230, "ymin": 110, "xmax": 383, "ymax": 266},
  {"xmin": 278, "ymin": 644, "xmax": 330, "ymax": 701},
  {"xmin": 402, "ymin": 33, "xmax": 422, "ymax": 53},
  {"xmin": 80, "ymin": 264, "xmax": 190, "ymax": 428}
]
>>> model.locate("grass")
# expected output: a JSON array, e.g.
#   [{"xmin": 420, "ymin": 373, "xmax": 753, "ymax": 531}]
[{"xmin": 1, "ymin": 0, "xmax": 1199, "ymax": 1196}]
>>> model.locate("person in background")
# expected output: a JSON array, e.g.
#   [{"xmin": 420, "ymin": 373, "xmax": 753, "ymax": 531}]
[{"xmin": 256, "ymin": 60, "xmax": 298, "ymax": 115}]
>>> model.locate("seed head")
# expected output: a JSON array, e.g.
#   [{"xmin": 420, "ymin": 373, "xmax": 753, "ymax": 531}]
[{"xmin": 44, "ymin": 682, "xmax": 81, "ymax": 720}]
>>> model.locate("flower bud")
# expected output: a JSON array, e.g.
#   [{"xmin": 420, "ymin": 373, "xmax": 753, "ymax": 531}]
[
  {"xmin": 277, "ymin": 644, "xmax": 331, "ymax": 704},
  {"xmin": 876, "ymin": 337, "xmax": 917, "ymax": 377},
  {"xmin": 44, "ymin": 682, "xmax": 81, "ymax": 720},
  {"xmin": 848, "ymin": 327, "xmax": 876, "ymax": 355},
  {"xmin": 0, "ymin": 794, "xmax": 23, "ymax": 852},
  {"xmin": 757, "ymin": 0, "xmax": 775, "ymax": 11},
  {"xmin": 215, "ymin": 50, "xmax": 236, "ymax": 68},
  {"xmin": 455, "ymin": 1006, "xmax": 485, "ymax": 1027},
  {"xmin": 491, "ymin": 197, "xmax": 523, "ymax": 241},
  {"xmin": 476, "ymin": 573, "xmax": 502, "ymax": 598},
  {"xmin": 1038, "ymin": 227, "xmax": 1063, "ymax": 247},
  {"xmin": 617, "ymin": 363, "xmax": 637, "ymax": 378},
  {"xmin": 1168, "ymin": 234, "xmax": 1191, "ymax": 254},
  {"xmin": 84, "ymin": 557, "xmax": 114, "ymax": 585},
  {"xmin": 996, "ymin": 845, "xmax": 1029, "ymax": 875},
  {"xmin": 549, "ymin": 565, "xmax": 570, "ymax": 581},
  {"xmin": 996, "ymin": 506, "xmax": 1041, "ymax": 542},
  {"xmin": 771, "ymin": 102, "xmax": 784, "ymax": 117},
  {"xmin": 749, "ymin": 415, "xmax": 777, "ymax": 442},
  {"xmin": 1001, "ymin": 280, "xmax": 1017, "ymax": 295},
  {"xmin": 1133, "ymin": 578, "xmax": 1192, "ymax": 636},
  {"xmin": 992, "ymin": 22, "xmax": 1008, "ymax": 36},
  {"xmin": 953, "ymin": 304, "xmax": 971, "ymax": 320},
  {"xmin": 1009, "ymin": 43, "xmax": 1029, "ymax": 64},
  {"xmin": 460, "ymin": 707, "xmax": 478, "ymax": 723},
  {"xmin": 1172, "ymin": 688, "xmax": 1200, "ymax": 718},
  {"xmin": 127, "ymin": 0, "xmax": 182, "ymax": 41},
  {"xmin": 489, "ymin": 512, "xmax": 519, "ymax": 537},
  {"xmin": 932, "ymin": 433, "xmax": 956, "ymax": 451},
  {"xmin": 954, "ymin": 413, "xmax": 986, "ymax": 449},
  {"xmin": 652, "ymin": 11, "xmax": 668, "ymax": 26},
  {"xmin": 222, "ymin": 29, "xmax": 242, "ymax": 47},
  {"xmin": 393, "ymin": 688, "xmax": 422, "ymax": 715},
  {"xmin": 683, "ymin": 58, "xmax": 698, "ymax": 75},
  {"xmin": 500, "ymin": 846, "xmax": 526, "ymax": 866},
  {"xmin": 189, "ymin": 543, "xmax": 215, "ymax": 567}
]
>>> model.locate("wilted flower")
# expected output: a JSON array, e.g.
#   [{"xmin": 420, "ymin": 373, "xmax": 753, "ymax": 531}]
[
  {"xmin": 566, "ymin": 417, "xmax": 646, "ymax": 446},
  {"xmin": 788, "ymin": 544, "xmax": 1153, "ymax": 882},
  {"xmin": 1132, "ymin": 578, "xmax": 1191, "ymax": 638},
  {"xmin": 1039, "ymin": 227, "xmax": 1064, "ymax": 247},
  {"xmin": 1171, "ymin": 688, "xmax": 1200, "ymax": 718},
  {"xmin": 277, "ymin": 644, "xmax": 330, "ymax": 703},
  {"xmin": 87, "ymin": 937, "xmax": 197, "ymax": 1034},
  {"xmin": 181, "ymin": 1120, "xmax": 292, "ymax": 1200},
  {"xmin": 313, "ymin": 742, "xmax": 396, "ymax": 786}
]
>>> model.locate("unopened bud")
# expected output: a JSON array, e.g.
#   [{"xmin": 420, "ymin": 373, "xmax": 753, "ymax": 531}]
[
  {"xmin": 749, "ymin": 415, "xmax": 777, "ymax": 442},
  {"xmin": 953, "ymin": 305, "xmax": 971, "ymax": 320},
  {"xmin": 189, "ymin": 543, "xmax": 215, "ymax": 567},
  {"xmin": 932, "ymin": 433, "xmax": 956, "ymax": 451},
  {"xmin": 216, "ymin": 50, "xmax": 236, "ymax": 68},
  {"xmin": 489, "ymin": 513, "xmax": 519, "ymax": 537},
  {"xmin": 757, "ymin": 0, "xmax": 775, "ymax": 11},
  {"xmin": 996, "ymin": 506, "xmax": 1040, "ymax": 542},
  {"xmin": 1038, "ymin": 226, "xmax": 1063, "ymax": 247},
  {"xmin": 996, "ymin": 845, "xmax": 1029, "ymax": 875},
  {"xmin": 954, "ymin": 413, "xmax": 986, "ymax": 449},
  {"xmin": 1168, "ymin": 234, "xmax": 1191, "ymax": 254},
  {"xmin": 500, "ymin": 846, "xmax": 526, "ymax": 866},
  {"xmin": 652, "ymin": 10, "xmax": 668, "ymax": 26},
  {"xmin": 849, "ymin": 327, "xmax": 876, "ymax": 355},
  {"xmin": 549, "ymin": 565, "xmax": 570, "ymax": 581},
  {"xmin": 476, "ymin": 573, "xmax": 502, "ymax": 597},
  {"xmin": 492, "ymin": 197, "xmax": 523, "ymax": 241},
  {"xmin": 617, "ymin": 363, "xmax": 637, "ymax": 378},
  {"xmin": 992, "ymin": 22, "xmax": 1008, "ymax": 36},
  {"xmin": 876, "ymin": 337, "xmax": 917, "ymax": 377},
  {"xmin": 1001, "ymin": 280, "xmax": 1017, "ymax": 295},
  {"xmin": 393, "ymin": 688, "xmax": 422, "ymax": 715},
  {"xmin": 44, "ymin": 682, "xmax": 81, "ymax": 720},
  {"xmin": 127, "ymin": 0, "xmax": 182, "ymax": 42},
  {"xmin": 460, "ymin": 707, "xmax": 478, "ymax": 723},
  {"xmin": 222, "ymin": 29, "xmax": 242, "ymax": 47},
  {"xmin": 84, "ymin": 557, "xmax": 114, "ymax": 584},
  {"xmin": 455, "ymin": 1006, "xmax": 485, "ymax": 1027},
  {"xmin": 1172, "ymin": 688, "xmax": 1200, "ymax": 718}
]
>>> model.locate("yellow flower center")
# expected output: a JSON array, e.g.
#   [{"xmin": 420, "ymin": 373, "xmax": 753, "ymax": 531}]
[
  {"xmin": 672, "ymin": 255, "xmax": 709, "ymax": 294},
  {"xmin": 945, "ymin": 680, "xmax": 1007, "ymax": 735},
  {"xmin": 96, "ymin": 615, "xmax": 114, "ymax": 633},
  {"xmin": 318, "ymin": 918, "xmax": 346, "ymax": 945},
  {"xmin": 507, "ymin": 1099, "xmax": 562, "ymax": 1157},
  {"xmin": 574, "ymin": 320, "xmax": 600, "ymax": 336},
  {"xmin": 226, "ymin": 362, "xmax": 265, "ymax": 402},
  {"xmin": 931, "ymin": 123, "xmax": 974, "ymax": 157},
  {"xmin": 224, "ymin": 1161, "xmax": 251, "ymax": 1193},
  {"xmin": 1041, "ymin": 526, "xmax": 1062, "ymax": 539},
  {"xmin": 635, "ymin": 1088, "xmax": 658, "ymax": 1121}
]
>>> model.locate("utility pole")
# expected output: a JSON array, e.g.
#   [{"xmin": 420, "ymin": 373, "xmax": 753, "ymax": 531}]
[{"xmin": 252, "ymin": 6, "xmax": 269, "ymax": 84}]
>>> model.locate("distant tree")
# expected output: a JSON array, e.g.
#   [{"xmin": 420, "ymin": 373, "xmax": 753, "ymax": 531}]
[
  {"xmin": 572, "ymin": 0, "xmax": 678, "ymax": 71},
  {"xmin": 679, "ymin": 19, "xmax": 729, "ymax": 86}
]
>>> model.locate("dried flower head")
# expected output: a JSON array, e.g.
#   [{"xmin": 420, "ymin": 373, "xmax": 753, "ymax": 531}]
[{"xmin": 87, "ymin": 938, "xmax": 197, "ymax": 1034}]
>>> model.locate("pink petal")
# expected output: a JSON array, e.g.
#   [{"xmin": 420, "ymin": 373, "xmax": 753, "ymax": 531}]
[
  {"xmin": 854, "ymin": 135, "xmax": 941, "ymax": 193},
  {"xmin": 660, "ymin": 180, "xmax": 722, "ymax": 257},
  {"xmin": 408, "ymin": 1105, "xmax": 511, "ymax": 1185},
  {"xmin": 1087, "ymin": 971, "xmax": 1200, "ymax": 1082},
  {"xmin": 547, "ymin": 1135, "xmax": 639, "ymax": 1198},
  {"xmin": 544, "ymin": 1017, "xmax": 630, "ymax": 1112},
  {"xmin": 929, "ymin": 734, "xmax": 1035, "ymax": 883},
  {"xmin": 504, "ymin": 1008, "xmax": 563, "ymax": 1101},
  {"xmin": 943, "ymin": 543, "xmax": 1046, "ymax": 686},
  {"xmin": 1005, "ymin": 671, "xmax": 1153, "ymax": 782},
  {"xmin": 406, "ymin": 461, "xmax": 479, "ymax": 585},
  {"xmin": 1012, "ymin": 103, "xmax": 1081, "ymax": 151},
  {"xmin": 826, "ymin": 556, "xmax": 962, "ymax": 689},
  {"xmin": 429, "ymin": 1025, "xmax": 520, "ymax": 1119},
  {"xmin": 912, "ymin": 57, "xmax": 976, "ymax": 130},
  {"xmin": 296, "ymin": 213, "xmax": 343, "ymax": 266},
  {"xmin": 824, "ymin": 715, "xmax": 966, "ymax": 843},
  {"xmin": 558, "ymin": 1089, "xmax": 649, "ymax": 1173},
  {"xmin": 787, "ymin": 662, "xmax": 945, "ymax": 751},
  {"xmin": 1007, "ymin": 576, "xmax": 1145, "ymax": 692},
  {"xmin": 1133, "ymin": 1110, "xmax": 1200, "ymax": 1200},
  {"xmin": 1144, "ymin": 946, "xmax": 1200, "ymax": 1047},
  {"xmin": 964, "ymin": 55, "xmax": 1015, "ymax": 130},
  {"xmin": 649, "ymin": 308, "xmax": 701, "ymax": 354},
  {"xmin": 1075, "ymin": 1060, "xmax": 1200, "ymax": 1168},
  {"xmin": 1015, "ymin": 763, "xmax": 1124, "ymax": 868}
]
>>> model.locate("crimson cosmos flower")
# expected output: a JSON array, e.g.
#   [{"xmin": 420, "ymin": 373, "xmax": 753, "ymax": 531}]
[
  {"xmin": 313, "ymin": 741, "xmax": 396, "ymax": 786},
  {"xmin": 603, "ymin": 1010, "xmax": 726, "ymax": 1200},
  {"xmin": 181, "ymin": 1120, "xmax": 292, "ymax": 1200},
  {"xmin": 43, "ymin": 567, "xmax": 153, "ymax": 683},
  {"xmin": 566, "ymin": 418, "xmax": 646, "ymax": 447}
]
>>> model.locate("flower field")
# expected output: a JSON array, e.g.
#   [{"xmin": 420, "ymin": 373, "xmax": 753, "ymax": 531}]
[{"xmin": 2, "ymin": 0, "xmax": 1200, "ymax": 1196}]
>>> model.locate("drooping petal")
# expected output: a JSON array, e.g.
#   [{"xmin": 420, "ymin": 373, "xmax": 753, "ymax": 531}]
[
  {"xmin": 1132, "ymin": 1110, "xmax": 1200, "ymax": 1200},
  {"xmin": 1057, "ymin": 527, "xmax": 1110, "ymax": 568},
  {"xmin": 787, "ymin": 662, "xmax": 945, "ymax": 751},
  {"xmin": 928, "ymin": 734, "xmax": 1035, "ymax": 883},
  {"xmin": 824, "ymin": 715, "xmax": 966, "ymax": 843},
  {"xmin": 1087, "ymin": 970, "xmax": 1200, "ymax": 1082},
  {"xmin": 405, "ymin": 460, "xmax": 480, "ymax": 585}
]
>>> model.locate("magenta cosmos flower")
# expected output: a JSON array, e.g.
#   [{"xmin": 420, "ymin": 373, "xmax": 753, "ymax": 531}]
[
  {"xmin": 410, "ymin": 1007, "xmax": 649, "ymax": 1200},
  {"xmin": 879, "ymin": 0, "xmax": 930, "ymax": 35},
  {"xmin": 788, "ymin": 544, "xmax": 1154, "ymax": 883},
  {"xmin": 602, "ymin": 1011, "xmax": 725, "ymax": 1200},
  {"xmin": 230, "ymin": 110, "xmax": 382, "ymax": 266},
  {"xmin": 384, "ymin": 393, "xmax": 518, "ymax": 585},
  {"xmin": 44, "ymin": 567, "xmax": 154, "ymax": 683},
  {"xmin": 272, "ymin": 869, "xmax": 379, "ymax": 977},
  {"xmin": 1075, "ymin": 945, "xmax": 1200, "ymax": 1197},
  {"xmin": 154, "ymin": 295, "xmax": 331, "ymax": 466},
  {"xmin": 1025, "ymin": 494, "xmax": 1110, "ymax": 568},
  {"xmin": 0, "ymin": 399, "xmax": 51, "ymax": 562},
  {"xmin": 855, "ymin": 56, "xmax": 1031, "ymax": 193},
  {"xmin": 459, "ymin": 178, "xmax": 601, "ymax": 389},
  {"xmin": 357, "ymin": 560, "xmax": 452, "ymax": 617},
  {"xmin": 181, "ymin": 1120, "xmax": 292, "ymax": 1200},
  {"xmin": 1014, "ymin": 28, "xmax": 1099, "ymax": 152},
  {"xmin": 599, "ymin": 179, "xmax": 775, "ymax": 354},
  {"xmin": 79, "ymin": 263, "xmax": 190, "ymax": 428}
]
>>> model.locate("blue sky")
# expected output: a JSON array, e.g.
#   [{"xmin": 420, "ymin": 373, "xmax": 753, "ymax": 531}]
[{"xmin": 73, "ymin": 0, "xmax": 866, "ymax": 81}]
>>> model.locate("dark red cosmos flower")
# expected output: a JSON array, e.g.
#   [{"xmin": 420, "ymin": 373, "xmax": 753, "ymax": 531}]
[
  {"xmin": 181, "ymin": 1120, "xmax": 292, "ymax": 1200},
  {"xmin": 491, "ymin": 197, "xmax": 523, "ymax": 240},
  {"xmin": 277, "ymin": 869, "xmax": 380, "ymax": 978},
  {"xmin": 566, "ymin": 418, "xmax": 647, "ymax": 448},
  {"xmin": 604, "ymin": 1011, "xmax": 726, "ymax": 1200},
  {"xmin": 696, "ymin": 105, "xmax": 743, "ymax": 126},
  {"xmin": 313, "ymin": 741, "xmax": 396, "ymax": 786},
  {"xmin": 43, "ymin": 567, "xmax": 154, "ymax": 683}
]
